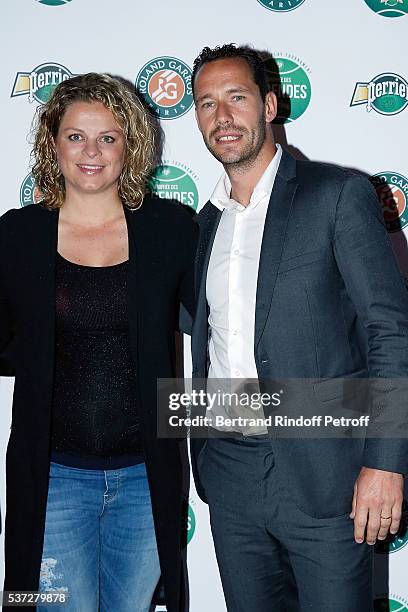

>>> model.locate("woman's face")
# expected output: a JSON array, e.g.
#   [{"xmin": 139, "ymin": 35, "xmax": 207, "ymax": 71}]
[{"xmin": 54, "ymin": 101, "xmax": 126, "ymax": 199}]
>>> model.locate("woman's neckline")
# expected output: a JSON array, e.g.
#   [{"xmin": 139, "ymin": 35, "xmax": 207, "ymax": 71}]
[{"xmin": 57, "ymin": 252, "xmax": 129, "ymax": 269}]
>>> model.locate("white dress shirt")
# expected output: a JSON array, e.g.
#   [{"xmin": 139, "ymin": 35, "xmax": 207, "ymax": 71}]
[{"xmin": 206, "ymin": 144, "xmax": 282, "ymax": 432}]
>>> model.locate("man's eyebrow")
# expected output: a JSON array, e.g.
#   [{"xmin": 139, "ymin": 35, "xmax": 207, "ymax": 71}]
[
  {"xmin": 226, "ymin": 87, "xmax": 248, "ymax": 93},
  {"xmin": 195, "ymin": 93, "xmax": 212, "ymax": 104}
]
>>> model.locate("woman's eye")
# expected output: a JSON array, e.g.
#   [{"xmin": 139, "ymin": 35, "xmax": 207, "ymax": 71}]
[
  {"xmin": 100, "ymin": 135, "xmax": 114, "ymax": 143},
  {"xmin": 68, "ymin": 133, "xmax": 83, "ymax": 142}
]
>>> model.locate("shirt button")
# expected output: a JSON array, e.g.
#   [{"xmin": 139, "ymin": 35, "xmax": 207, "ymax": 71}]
[
  {"xmin": 234, "ymin": 369, "xmax": 241, "ymax": 376},
  {"xmin": 234, "ymin": 249, "xmax": 240, "ymax": 255},
  {"xmin": 232, "ymin": 329, "xmax": 239, "ymax": 335}
]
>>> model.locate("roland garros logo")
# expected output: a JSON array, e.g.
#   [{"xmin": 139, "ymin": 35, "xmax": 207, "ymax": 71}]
[
  {"xmin": 375, "ymin": 528, "xmax": 408, "ymax": 554},
  {"xmin": 257, "ymin": 0, "xmax": 307, "ymax": 11},
  {"xmin": 136, "ymin": 56, "xmax": 193, "ymax": 120},
  {"xmin": 264, "ymin": 53, "xmax": 312, "ymax": 123},
  {"xmin": 373, "ymin": 594, "xmax": 408, "ymax": 611},
  {"xmin": 187, "ymin": 502, "xmax": 196, "ymax": 545},
  {"xmin": 181, "ymin": 497, "xmax": 196, "ymax": 547},
  {"xmin": 36, "ymin": 0, "xmax": 73, "ymax": 5},
  {"xmin": 20, "ymin": 174, "xmax": 42, "ymax": 207},
  {"xmin": 350, "ymin": 73, "xmax": 408, "ymax": 115},
  {"xmin": 149, "ymin": 161, "xmax": 199, "ymax": 211},
  {"xmin": 370, "ymin": 172, "xmax": 408, "ymax": 232},
  {"xmin": 363, "ymin": 0, "xmax": 408, "ymax": 18},
  {"xmin": 11, "ymin": 62, "xmax": 73, "ymax": 104}
]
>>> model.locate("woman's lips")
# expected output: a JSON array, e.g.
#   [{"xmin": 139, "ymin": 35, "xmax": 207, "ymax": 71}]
[{"xmin": 77, "ymin": 164, "xmax": 104, "ymax": 175}]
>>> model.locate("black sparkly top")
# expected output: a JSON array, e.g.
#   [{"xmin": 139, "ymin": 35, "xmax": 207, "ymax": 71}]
[{"xmin": 51, "ymin": 253, "xmax": 143, "ymax": 469}]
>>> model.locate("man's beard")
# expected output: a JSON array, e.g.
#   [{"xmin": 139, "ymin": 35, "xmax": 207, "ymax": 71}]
[{"xmin": 204, "ymin": 115, "xmax": 266, "ymax": 172}]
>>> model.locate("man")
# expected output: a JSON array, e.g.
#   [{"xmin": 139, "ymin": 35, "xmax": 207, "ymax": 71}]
[{"xmin": 190, "ymin": 44, "xmax": 408, "ymax": 611}]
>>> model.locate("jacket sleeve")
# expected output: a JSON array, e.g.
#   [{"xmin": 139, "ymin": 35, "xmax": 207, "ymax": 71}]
[
  {"xmin": 333, "ymin": 175, "xmax": 408, "ymax": 474},
  {"xmin": 0, "ymin": 211, "xmax": 16, "ymax": 376},
  {"xmin": 0, "ymin": 337, "xmax": 16, "ymax": 377}
]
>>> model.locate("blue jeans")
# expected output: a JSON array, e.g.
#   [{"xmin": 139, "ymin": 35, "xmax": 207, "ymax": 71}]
[{"xmin": 38, "ymin": 462, "xmax": 161, "ymax": 612}]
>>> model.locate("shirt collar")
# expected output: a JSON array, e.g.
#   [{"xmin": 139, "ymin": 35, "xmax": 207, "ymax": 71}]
[{"xmin": 210, "ymin": 143, "xmax": 282, "ymax": 213}]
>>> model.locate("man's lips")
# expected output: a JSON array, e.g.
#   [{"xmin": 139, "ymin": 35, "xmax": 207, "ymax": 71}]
[
  {"xmin": 76, "ymin": 164, "xmax": 105, "ymax": 175},
  {"xmin": 214, "ymin": 133, "xmax": 243, "ymax": 144}
]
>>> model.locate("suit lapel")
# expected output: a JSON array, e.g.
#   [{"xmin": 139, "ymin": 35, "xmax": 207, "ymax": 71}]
[
  {"xmin": 191, "ymin": 202, "xmax": 222, "ymax": 376},
  {"xmin": 254, "ymin": 150, "xmax": 298, "ymax": 348},
  {"xmin": 195, "ymin": 202, "xmax": 222, "ymax": 302}
]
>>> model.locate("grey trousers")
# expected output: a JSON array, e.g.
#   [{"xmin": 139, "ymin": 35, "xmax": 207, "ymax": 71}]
[{"xmin": 198, "ymin": 437, "xmax": 373, "ymax": 612}]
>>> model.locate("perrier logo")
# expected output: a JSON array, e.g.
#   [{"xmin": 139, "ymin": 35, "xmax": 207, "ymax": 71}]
[
  {"xmin": 350, "ymin": 73, "xmax": 408, "ymax": 115},
  {"xmin": 363, "ymin": 0, "xmax": 408, "ymax": 18},
  {"xmin": 149, "ymin": 161, "xmax": 199, "ymax": 211},
  {"xmin": 11, "ymin": 62, "xmax": 73, "ymax": 104},
  {"xmin": 136, "ymin": 56, "xmax": 193, "ymax": 120},
  {"xmin": 257, "ymin": 0, "xmax": 307, "ymax": 11},
  {"xmin": 370, "ymin": 172, "xmax": 408, "ymax": 233}
]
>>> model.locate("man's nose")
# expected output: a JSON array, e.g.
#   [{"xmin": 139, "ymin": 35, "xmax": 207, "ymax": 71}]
[{"xmin": 215, "ymin": 101, "xmax": 233, "ymax": 126}]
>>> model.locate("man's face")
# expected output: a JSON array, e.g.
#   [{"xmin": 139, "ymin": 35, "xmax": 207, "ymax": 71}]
[{"xmin": 194, "ymin": 57, "xmax": 276, "ymax": 168}]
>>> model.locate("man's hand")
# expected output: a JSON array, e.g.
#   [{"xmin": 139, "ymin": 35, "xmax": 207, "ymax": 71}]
[{"xmin": 350, "ymin": 467, "xmax": 403, "ymax": 545}]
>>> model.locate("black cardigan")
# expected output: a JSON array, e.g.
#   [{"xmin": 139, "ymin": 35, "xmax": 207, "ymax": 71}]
[{"xmin": 0, "ymin": 195, "xmax": 197, "ymax": 612}]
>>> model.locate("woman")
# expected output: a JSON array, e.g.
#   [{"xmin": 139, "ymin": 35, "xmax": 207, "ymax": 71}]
[{"xmin": 0, "ymin": 73, "xmax": 197, "ymax": 611}]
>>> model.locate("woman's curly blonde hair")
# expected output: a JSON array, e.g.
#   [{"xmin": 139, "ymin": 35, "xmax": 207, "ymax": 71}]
[{"xmin": 31, "ymin": 73, "xmax": 157, "ymax": 210}]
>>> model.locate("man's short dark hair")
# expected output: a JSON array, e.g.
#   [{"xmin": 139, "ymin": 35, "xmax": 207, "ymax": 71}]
[{"xmin": 192, "ymin": 44, "xmax": 269, "ymax": 101}]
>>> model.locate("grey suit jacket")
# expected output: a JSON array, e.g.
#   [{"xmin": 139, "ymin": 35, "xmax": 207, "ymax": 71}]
[{"xmin": 191, "ymin": 148, "xmax": 408, "ymax": 518}]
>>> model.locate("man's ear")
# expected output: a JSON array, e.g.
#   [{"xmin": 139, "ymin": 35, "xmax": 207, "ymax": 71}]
[{"xmin": 264, "ymin": 91, "xmax": 278, "ymax": 124}]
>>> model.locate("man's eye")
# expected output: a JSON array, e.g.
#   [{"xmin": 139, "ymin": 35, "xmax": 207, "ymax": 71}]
[
  {"xmin": 202, "ymin": 102, "xmax": 214, "ymax": 109},
  {"xmin": 233, "ymin": 95, "xmax": 244, "ymax": 101},
  {"xmin": 100, "ymin": 135, "xmax": 115, "ymax": 143},
  {"xmin": 68, "ymin": 133, "xmax": 82, "ymax": 142}
]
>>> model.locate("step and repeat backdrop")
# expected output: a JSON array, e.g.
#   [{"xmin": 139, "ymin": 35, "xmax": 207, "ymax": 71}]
[{"xmin": 1, "ymin": 0, "xmax": 408, "ymax": 610}]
